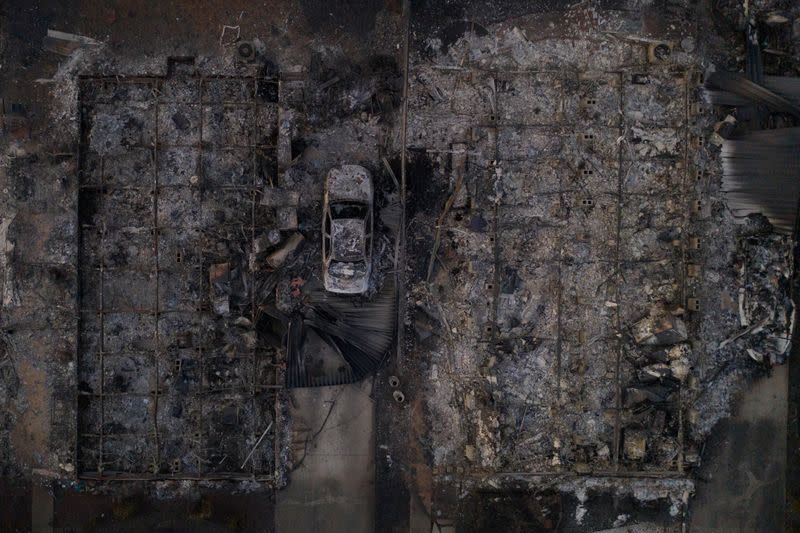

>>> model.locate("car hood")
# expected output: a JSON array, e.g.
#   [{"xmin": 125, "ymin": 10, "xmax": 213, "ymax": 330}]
[
  {"xmin": 328, "ymin": 260, "xmax": 368, "ymax": 279},
  {"xmin": 326, "ymin": 260, "xmax": 369, "ymax": 293},
  {"xmin": 331, "ymin": 218, "xmax": 366, "ymax": 261}
]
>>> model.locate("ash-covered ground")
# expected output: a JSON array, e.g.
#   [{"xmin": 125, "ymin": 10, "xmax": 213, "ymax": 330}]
[
  {"xmin": 379, "ymin": 0, "xmax": 798, "ymax": 531},
  {"xmin": 0, "ymin": 0, "xmax": 798, "ymax": 532}
]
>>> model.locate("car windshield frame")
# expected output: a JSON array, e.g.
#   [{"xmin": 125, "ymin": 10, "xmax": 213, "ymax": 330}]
[{"xmin": 330, "ymin": 201, "xmax": 368, "ymax": 220}]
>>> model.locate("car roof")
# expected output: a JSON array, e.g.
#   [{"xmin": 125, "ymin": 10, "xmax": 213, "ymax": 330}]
[
  {"xmin": 326, "ymin": 165, "xmax": 373, "ymax": 204},
  {"xmin": 330, "ymin": 218, "xmax": 366, "ymax": 261}
]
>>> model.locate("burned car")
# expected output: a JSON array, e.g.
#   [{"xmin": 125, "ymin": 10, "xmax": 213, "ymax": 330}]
[{"xmin": 322, "ymin": 164, "xmax": 374, "ymax": 294}]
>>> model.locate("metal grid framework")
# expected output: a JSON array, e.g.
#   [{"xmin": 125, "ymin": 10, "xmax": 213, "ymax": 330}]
[
  {"xmin": 502, "ymin": 66, "xmax": 694, "ymax": 477},
  {"xmin": 76, "ymin": 72, "xmax": 283, "ymax": 481},
  {"xmin": 409, "ymin": 63, "xmax": 703, "ymax": 480}
]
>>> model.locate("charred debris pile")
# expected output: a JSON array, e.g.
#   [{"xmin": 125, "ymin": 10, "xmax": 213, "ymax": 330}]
[
  {"xmin": 390, "ymin": 1, "xmax": 799, "ymax": 501},
  {"xmin": 67, "ymin": 49, "xmax": 402, "ymax": 481}
]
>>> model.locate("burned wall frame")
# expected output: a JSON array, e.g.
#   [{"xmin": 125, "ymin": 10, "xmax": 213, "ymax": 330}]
[
  {"xmin": 75, "ymin": 70, "xmax": 283, "ymax": 482},
  {"xmin": 406, "ymin": 60, "xmax": 705, "ymax": 483}
]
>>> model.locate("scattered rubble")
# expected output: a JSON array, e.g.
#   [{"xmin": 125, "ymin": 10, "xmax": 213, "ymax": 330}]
[
  {"xmin": 631, "ymin": 305, "xmax": 689, "ymax": 346},
  {"xmin": 396, "ymin": 0, "xmax": 797, "ymax": 526},
  {"xmin": 0, "ymin": 0, "xmax": 797, "ymax": 529},
  {"xmin": 42, "ymin": 29, "xmax": 103, "ymax": 57}
]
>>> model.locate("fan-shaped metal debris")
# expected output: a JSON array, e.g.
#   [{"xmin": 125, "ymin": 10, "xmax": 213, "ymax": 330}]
[
  {"xmin": 704, "ymin": 71, "xmax": 800, "ymax": 117},
  {"xmin": 284, "ymin": 276, "xmax": 397, "ymax": 387}
]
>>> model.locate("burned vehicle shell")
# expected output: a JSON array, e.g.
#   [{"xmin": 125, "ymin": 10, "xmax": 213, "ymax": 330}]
[{"xmin": 322, "ymin": 165, "xmax": 374, "ymax": 293}]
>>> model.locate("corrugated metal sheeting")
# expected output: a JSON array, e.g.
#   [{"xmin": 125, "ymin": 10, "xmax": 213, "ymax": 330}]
[
  {"xmin": 721, "ymin": 128, "xmax": 800, "ymax": 234},
  {"xmin": 704, "ymin": 72, "xmax": 800, "ymax": 117},
  {"xmin": 705, "ymin": 69, "xmax": 800, "ymax": 234}
]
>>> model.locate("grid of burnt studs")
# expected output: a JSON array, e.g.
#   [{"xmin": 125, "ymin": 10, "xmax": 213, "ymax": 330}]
[
  {"xmin": 483, "ymin": 72, "xmax": 692, "ymax": 472},
  {"xmin": 77, "ymin": 76, "xmax": 282, "ymax": 479}
]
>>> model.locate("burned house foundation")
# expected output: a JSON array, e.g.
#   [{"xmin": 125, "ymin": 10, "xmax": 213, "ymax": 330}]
[
  {"xmin": 0, "ymin": 0, "xmax": 799, "ymax": 532},
  {"xmin": 76, "ymin": 67, "xmax": 284, "ymax": 480}
]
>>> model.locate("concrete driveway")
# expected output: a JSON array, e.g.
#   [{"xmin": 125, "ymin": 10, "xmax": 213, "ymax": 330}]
[
  {"xmin": 689, "ymin": 366, "xmax": 788, "ymax": 532},
  {"xmin": 276, "ymin": 379, "xmax": 376, "ymax": 533}
]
